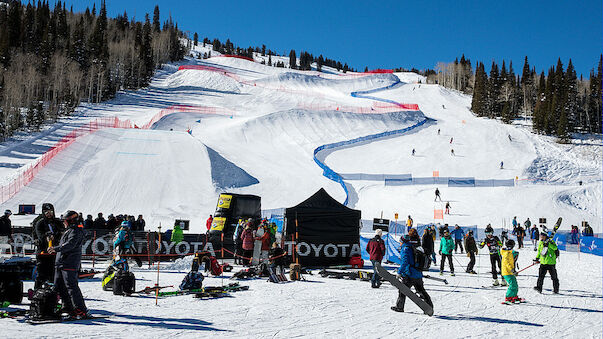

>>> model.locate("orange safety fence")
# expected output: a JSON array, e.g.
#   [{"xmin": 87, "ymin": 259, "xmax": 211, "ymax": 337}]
[
  {"xmin": 0, "ymin": 117, "xmax": 133, "ymax": 204},
  {"xmin": 434, "ymin": 209, "xmax": 444, "ymax": 220}
]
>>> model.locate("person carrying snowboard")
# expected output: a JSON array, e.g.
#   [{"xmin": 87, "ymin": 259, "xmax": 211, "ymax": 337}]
[
  {"xmin": 439, "ymin": 230, "xmax": 455, "ymax": 276},
  {"xmin": 434, "ymin": 188, "xmax": 442, "ymax": 201},
  {"xmin": 479, "ymin": 225, "xmax": 506, "ymax": 286},
  {"xmin": 391, "ymin": 234, "xmax": 433, "ymax": 312},
  {"xmin": 533, "ymin": 232, "xmax": 559, "ymax": 293},
  {"xmin": 451, "ymin": 224, "xmax": 464, "ymax": 253},
  {"xmin": 501, "ymin": 239, "xmax": 522, "ymax": 303},
  {"xmin": 464, "ymin": 230, "xmax": 478, "ymax": 274},
  {"xmin": 366, "ymin": 229, "xmax": 386, "ymax": 288},
  {"xmin": 47, "ymin": 211, "xmax": 89, "ymax": 320}
]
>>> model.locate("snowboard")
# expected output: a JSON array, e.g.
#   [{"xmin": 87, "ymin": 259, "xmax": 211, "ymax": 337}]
[
  {"xmin": 268, "ymin": 266, "xmax": 280, "ymax": 283},
  {"xmin": 251, "ymin": 228, "xmax": 264, "ymax": 266},
  {"xmin": 375, "ymin": 263, "xmax": 434, "ymax": 316},
  {"xmin": 26, "ymin": 315, "xmax": 110, "ymax": 325},
  {"xmin": 277, "ymin": 266, "xmax": 288, "ymax": 282}
]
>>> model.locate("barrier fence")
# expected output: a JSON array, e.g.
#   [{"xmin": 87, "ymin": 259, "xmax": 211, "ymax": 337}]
[{"xmin": 0, "ymin": 117, "xmax": 133, "ymax": 204}]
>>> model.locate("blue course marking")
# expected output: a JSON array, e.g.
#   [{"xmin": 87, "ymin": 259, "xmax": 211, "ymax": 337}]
[{"xmin": 116, "ymin": 152, "xmax": 159, "ymax": 156}]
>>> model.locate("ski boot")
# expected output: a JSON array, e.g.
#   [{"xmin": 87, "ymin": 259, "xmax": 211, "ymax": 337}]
[
  {"xmin": 469, "ymin": 270, "xmax": 477, "ymax": 274},
  {"xmin": 533, "ymin": 286, "xmax": 542, "ymax": 293},
  {"xmin": 450, "ymin": 272, "xmax": 455, "ymax": 276},
  {"xmin": 501, "ymin": 279, "xmax": 508, "ymax": 287},
  {"xmin": 492, "ymin": 279, "xmax": 500, "ymax": 286},
  {"xmin": 439, "ymin": 271, "xmax": 443, "ymax": 276},
  {"xmin": 502, "ymin": 297, "xmax": 514, "ymax": 305},
  {"xmin": 512, "ymin": 297, "xmax": 525, "ymax": 304},
  {"xmin": 390, "ymin": 306, "xmax": 404, "ymax": 312},
  {"xmin": 68, "ymin": 309, "xmax": 92, "ymax": 321}
]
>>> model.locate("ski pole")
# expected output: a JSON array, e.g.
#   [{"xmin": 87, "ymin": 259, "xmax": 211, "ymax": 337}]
[
  {"xmin": 452, "ymin": 254, "xmax": 466, "ymax": 272},
  {"xmin": 515, "ymin": 262, "xmax": 537, "ymax": 275},
  {"xmin": 424, "ymin": 274, "xmax": 448, "ymax": 285}
]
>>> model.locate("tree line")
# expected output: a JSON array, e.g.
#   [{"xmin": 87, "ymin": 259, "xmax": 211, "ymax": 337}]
[
  {"xmin": 0, "ymin": 1, "xmax": 186, "ymax": 139},
  {"xmin": 423, "ymin": 55, "xmax": 602, "ymax": 140}
]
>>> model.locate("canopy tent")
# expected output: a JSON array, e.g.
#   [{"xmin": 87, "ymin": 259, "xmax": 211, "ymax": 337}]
[{"xmin": 284, "ymin": 188, "xmax": 361, "ymax": 267}]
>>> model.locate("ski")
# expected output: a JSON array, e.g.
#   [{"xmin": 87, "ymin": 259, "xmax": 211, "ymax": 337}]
[
  {"xmin": 134, "ymin": 285, "xmax": 174, "ymax": 295},
  {"xmin": 26, "ymin": 315, "xmax": 110, "ymax": 325}
]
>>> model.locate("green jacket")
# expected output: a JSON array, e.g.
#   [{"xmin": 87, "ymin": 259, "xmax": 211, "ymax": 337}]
[
  {"xmin": 440, "ymin": 237, "xmax": 455, "ymax": 255},
  {"xmin": 536, "ymin": 240, "xmax": 558, "ymax": 265},
  {"xmin": 171, "ymin": 225, "xmax": 184, "ymax": 244}
]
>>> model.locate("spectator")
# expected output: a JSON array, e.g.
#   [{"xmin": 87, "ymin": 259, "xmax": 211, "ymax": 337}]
[
  {"xmin": 77, "ymin": 213, "xmax": 84, "ymax": 226},
  {"xmin": 135, "ymin": 215, "xmax": 145, "ymax": 231},
  {"xmin": 93, "ymin": 213, "xmax": 106, "ymax": 229},
  {"xmin": 570, "ymin": 225, "xmax": 579, "ymax": 244},
  {"xmin": 256, "ymin": 225, "xmax": 271, "ymax": 263},
  {"xmin": 451, "ymin": 225, "xmax": 465, "ymax": 253},
  {"xmin": 530, "ymin": 225, "xmax": 540, "ymax": 251},
  {"xmin": 240, "ymin": 224, "xmax": 255, "ymax": 266},
  {"xmin": 206, "ymin": 215, "xmax": 213, "ymax": 232},
  {"xmin": 366, "ymin": 229, "xmax": 386, "ymax": 288},
  {"xmin": 0, "ymin": 210, "xmax": 13, "ymax": 254},
  {"xmin": 406, "ymin": 215, "xmax": 413, "ymax": 232},
  {"xmin": 83, "ymin": 215, "xmax": 94, "ymax": 229},
  {"xmin": 106, "ymin": 214, "xmax": 118, "ymax": 231},
  {"xmin": 464, "ymin": 230, "xmax": 478, "ymax": 274},
  {"xmin": 582, "ymin": 222, "xmax": 594, "ymax": 237},
  {"xmin": 421, "ymin": 227, "xmax": 435, "ymax": 265}
]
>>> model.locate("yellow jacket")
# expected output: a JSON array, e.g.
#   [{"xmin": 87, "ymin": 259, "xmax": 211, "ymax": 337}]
[{"xmin": 500, "ymin": 248, "xmax": 518, "ymax": 276}]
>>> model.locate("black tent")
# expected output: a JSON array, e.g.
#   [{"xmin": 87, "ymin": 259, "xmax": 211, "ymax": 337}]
[{"xmin": 284, "ymin": 188, "xmax": 361, "ymax": 267}]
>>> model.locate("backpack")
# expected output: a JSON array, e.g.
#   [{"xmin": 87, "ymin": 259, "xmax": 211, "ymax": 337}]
[
  {"xmin": 102, "ymin": 266, "xmax": 117, "ymax": 291},
  {"xmin": 29, "ymin": 284, "xmax": 59, "ymax": 320},
  {"xmin": 179, "ymin": 271, "xmax": 204, "ymax": 290},
  {"xmin": 209, "ymin": 257, "xmax": 223, "ymax": 276},
  {"xmin": 113, "ymin": 270, "xmax": 136, "ymax": 296},
  {"xmin": 413, "ymin": 246, "xmax": 431, "ymax": 271}
]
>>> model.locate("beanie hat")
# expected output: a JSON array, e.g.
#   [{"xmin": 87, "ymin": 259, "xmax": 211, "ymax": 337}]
[{"xmin": 375, "ymin": 229, "xmax": 383, "ymax": 237}]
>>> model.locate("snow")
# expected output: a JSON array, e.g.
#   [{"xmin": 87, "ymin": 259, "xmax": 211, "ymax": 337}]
[{"xmin": 2, "ymin": 244, "xmax": 602, "ymax": 338}]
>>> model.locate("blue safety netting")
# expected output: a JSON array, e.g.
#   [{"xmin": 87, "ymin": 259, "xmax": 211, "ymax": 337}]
[
  {"xmin": 448, "ymin": 177, "xmax": 476, "ymax": 187},
  {"xmin": 383, "ymin": 176, "xmax": 515, "ymax": 187},
  {"xmin": 360, "ymin": 233, "xmax": 403, "ymax": 264}
]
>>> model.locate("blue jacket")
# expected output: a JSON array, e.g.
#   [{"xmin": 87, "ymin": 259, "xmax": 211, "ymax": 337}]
[
  {"xmin": 114, "ymin": 228, "xmax": 133, "ymax": 249},
  {"xmin": 397, "ymin": 242, "xmax": 422, "ymax": 279},
  {"xmin": 451, "ymin": 228, "xmax": 465, "ymax": 240}
]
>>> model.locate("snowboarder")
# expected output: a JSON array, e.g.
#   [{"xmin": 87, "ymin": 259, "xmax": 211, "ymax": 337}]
[
  {"xmin": 0, "ymin": 210, "xmax": 12, "ymax": 254},
  {"xmin": 479, "ymin": 225, "xmax": 506, "ymax": 286},
  {"xmin": 421, "ymin": 227, "xmax": 435, "ymax": 265},
  {"xmin": 451, "ymin": 224, "xmax": 464, "ymax": 253},
  {"xmin": 391, "ymin": 234, "xmax": 433, "ymax": 312},
  {"xmin": 445, "ymin": 202, "xmax": 451, "ymax": 214},
  {"xmin": 533, "ymin": 232, "xmax": 559, "ymax": 294},
  {"xmin": 47, "ymin": 210, "xmax": 89, "ymax": 320},
  {"xmin": 366, "ymin": 229, "xmax": 386, "ymax": 288},
  {"xmin": 412, "ymin": 149, "xmax": 416, "ymax": 156},
  {"xmin": 501, "ymin": 239, "xmax": 522, "ymax": 303},
  {"xmin": 500, "ymin": 161, "xmax": 504, "ymax": 169},
  {"xmin": 406, "ymin": 215, "xmax": 413, "ymax": 232},
  {"xmin": 464, "ymin": 230, "xmax": 478, "ymax": 274},
  {"xmin": 434, "ymin": 188, "xmax": 442, "ymax": 201},
  {"xmin": 439, "ymin": 230, "xmax": 455, "ymax": 276}
]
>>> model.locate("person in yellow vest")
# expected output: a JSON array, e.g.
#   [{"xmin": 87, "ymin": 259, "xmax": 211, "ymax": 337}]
[
  {"xmin": 500, "ymin": 239, "xmax": 522, "ymax": 304},
  {"xmin": 406, "ymin": 216, "xmax": 413, "ymax": 232}
]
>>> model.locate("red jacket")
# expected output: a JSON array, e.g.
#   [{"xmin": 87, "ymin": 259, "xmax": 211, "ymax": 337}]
[
  {"xmin": 366, "ymin": 236, "xmax": 386, "ymax": 262},
  {"xmin": 206, "ymin": 217, "xmax": 213, "ymax": 231},
  {"xmin": 257, "ymin": 231, "xmax": 271, "ymax": 251}
]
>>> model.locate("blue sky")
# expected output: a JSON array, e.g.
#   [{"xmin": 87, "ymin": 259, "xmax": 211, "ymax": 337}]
[{"xmin": 65, "ymin": 0, "xmax": 601, "ymax": 76}]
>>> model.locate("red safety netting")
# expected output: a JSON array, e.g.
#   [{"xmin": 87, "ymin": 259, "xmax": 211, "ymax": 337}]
[
  {"xmin": 140, "ymin": 105, "xmax": 235, "ymax": 129},
  {"xmin": 215, "ymin": 54, "xmax": 254, "ymax": 62},
  {"xmin": 0, "ymin": 117, "xmax": 133, "ymax": 204},
  {"xmin": 364, "ymin": 69, "xmax": 394, "ymax": 74}
]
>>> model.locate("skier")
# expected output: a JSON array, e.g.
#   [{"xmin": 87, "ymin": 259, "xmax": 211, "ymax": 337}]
[
  {"xmin": 206, "ymin": 215, "xmax": 213, "ymax": 232},
  {"xmin": 406, "ymin": 215, "xmax": 413, "ymax": 232},
  {"xmin": 524, "ymin": 217, "xmax": 531, "ymax": 230},
  {"xmin": 511, "ymin": 216, "xmax": 518, "ymax": 230},
  {"xmin": 450, "ymin": 149, "xmax": 455, "ymax": 156},
  {"xmin": 500, "ymin": 161, "xmax": 504, "ymax": 169},
  {"xmin": 451, "ymin": 224, "xmax": 464, "ymax": 253},
  {"xmin": 479, "ymin": 225, "xmax": 506, "ymax": 286},
  {"xmin": 508, "ymin": 134, "xmax": 512, "ymax": 142},
  {"xmin": 391, "ymin": 234, "xmax": 433, "ymax": 313},
  {"xmin": 464, "ymin": 230, "xmax": 478, "ymax": 274},
  {"xmin": 515, "ymin": 225, "xmax": 525, "ymax": 249},
  {"xmin": 412, "ymin": 149, "xmax": 416, "ymax": 156},
  {"xmin": 439, "ymin": 230, "xmax": 455, "ymax": 276},
  {"xmin": 434, "ymin": 188, "xmax": 442, "ymax": 201},
  {"xmin": 530, "ymin": 224, "xmax": 540, "ymax": 250},
  {"xmin": 501, "ymin": 239, "xmax": 522, "ymax": 303},
  {"xmin": 533, "ymin": 232, "xmax": 559, "ymax": 294},
  {"xmin": 437, "ymin": 129, "xmax": 440, "ymax": 135},
  {"xmin": 0, "ymin": 210, "xmax": 12, "ymax": 254},
  {"xmin": 450, "ymin": 137, "xmax": 453, "ymax": 144},
  {"xmin": 47, "ymin": 210, "xmax": 89, "ymax": 319},
  {"xmin": 421, "ymin": 227, "xmax": 435, "ymax": 265},
  {"xmin": 34, "ymin": 203, "xmax": 63, "ymax": 288},
  {"xmin": 366, "ymin": 229, "xmax": 386, "ymax": 288},
  {"xmin": 445, "ymin": 201, "xmax": 451, "ymax": 214}
]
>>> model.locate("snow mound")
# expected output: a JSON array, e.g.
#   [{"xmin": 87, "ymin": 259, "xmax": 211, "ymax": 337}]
[
  {"xmin": 395, "ymin": 71, "xmax": 426, "ymax": 84},
  {"xmin": 160, "ymin": 255, "xmax": 194, "ymax": 271},
  {"xmin": 166, "ymin": 69, "xmax": 241, "ymax": 93},
  {"xmin": 256, "ymin": 72, "xmax": 399, "ymax": 94}
]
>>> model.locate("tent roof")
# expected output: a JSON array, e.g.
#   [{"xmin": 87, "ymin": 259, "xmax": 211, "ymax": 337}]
[{"xmin": 286, "ymin": 188, "xmax": 358, "ymax": 212}]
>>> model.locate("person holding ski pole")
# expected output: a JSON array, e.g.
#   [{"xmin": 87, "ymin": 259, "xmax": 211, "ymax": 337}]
[
  {"xmin": 500, "ymin": 239, "xmax": 522, "ymax": 304},
  {"xmin": 533, "ymin": 232, "xmax": 559, "ymax": 294},
  {"xmin": 434, "ymin": 188, "xmax": 442, "ymax": 201},
  {"xmin": 391, "ymin": 233, "xmax": 433, "ymax": 313},
  {"xmin": 479, "ymin": 225, "xmax": 506, "ymax": 286},
  {"xmin": 439, "ymin": 230, "xmax": 455, "ymax": 276},
  {"xmin": 464, "ymin": 230, "xmax": 478, "ymax": 274}
]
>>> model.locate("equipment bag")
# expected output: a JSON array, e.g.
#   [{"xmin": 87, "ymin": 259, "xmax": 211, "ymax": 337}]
[
  {"xmin": 113, "ymin": 270, "xmax": 136, "ymax": 296},
  {"xmin": 289, "ymin": 263, "xmax": 301, "ymax": 281},
  {"xmin": 349, "ymin": 255, "xmax": 364, "ymax": 269},
  {"xmin": 209, "ymin": 257, "xmax": 223, "ymax": 276},
  {"xmin": 102, "ymin": 266, "xmax": 116, "ymax": 291},
  {"xmin": 0, "ymin": 276, "xmax": 23, "ymax": 304},
  {"xmin": 179, "ymin": 271, "xmax": 204, "ymax": 290},
  {"xmin": 29, "ymin": 284, "xmax": 59, "ymax": 320},
  {"xmin": 413, "ymin": 246, "xmax": 431, "ymax": 271}
]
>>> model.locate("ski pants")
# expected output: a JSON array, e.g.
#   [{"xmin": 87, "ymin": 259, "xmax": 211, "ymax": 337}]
[
  {"xmin": 35, "ymin": 254, "xmax": 56, "ymax": 289},
  {"xmin": 396, "ymin": 277, "xmax": 433, "ymax": 311},
  {"xmin": 489, "ymin": 254, "xmax": 501, "ymax": 279},
  {"xmin": 466, "ymin": 252, "xmax": 476, "ymax": 272},
  {"xmin": 503, "ymin": 275, "xmax": 518, "ymax": 298},
  {"xmin": 517, "ymin": 236, "xmax": 524, "ymax": 248},
  {"xmin": 370, "ymin": 260, "xmax": 381, "ymax": 287},
  {"xmin": 431, "ymin": 252, "xmax": 437, "ymax": 264},
  {"xmin": 242, "ymin": 249, "xmax": 253, "ymax": 266},
  {"xmin": 454, "ymin": 239, "xmax": 464, "ymax": 253},
  {"xmin": 54, "ymin": 267, "xmax": 87, "ymax": 313},
  {"xmin": 536, "ymin": 264, "xmax": 559, "ymax": 292},
  {"xmin": 440, "ymin": 254, "xmax": 454, "ymax": 273}
]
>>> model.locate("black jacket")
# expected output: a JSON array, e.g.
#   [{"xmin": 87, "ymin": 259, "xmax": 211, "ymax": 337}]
[
  {"xmin": 464, "ymin": 236, "xmax": 478, "ymax": 254},
  {"xmin": 421, "ymin": 231, "xmax": 434, "ymax": 254},
  {"xmin": 84, "ymin": 219, "xmax": 94, "ymax": 229},
  {"xmin": 93, "ymin": 217, "xmax": 106, "ymax": 229},
  {"xmin": 0, "ymin": 215, "xmax": 11, "ymax": 236},
  {"xmin": 54, "ymin": 224, "xmax": 85, "ymax": 270},
  {"xmin": 269, "ymin": 247, "xmax": 286, "ymax": 267},
  {"xmin": 34, "ymin": 216, "xmax": 63, "ymax": 253}
]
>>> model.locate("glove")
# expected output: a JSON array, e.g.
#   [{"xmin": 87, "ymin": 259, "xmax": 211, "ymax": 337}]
[
  {"xmin": 466, "ymin": 252, "xmax": 470, "ymax": 257},
  {"xmin": 532, "ymin": 259, "xmax": 539, "ymax": 264}
]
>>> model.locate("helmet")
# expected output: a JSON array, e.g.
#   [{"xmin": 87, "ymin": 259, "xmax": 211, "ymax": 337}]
[
  {"xmin": 4, "ymin": 209, "xmax": 11, "ymax": 215},
  {"xmin": 63, "ymin": 210, "xmax": 79, "ymax": 224},
  {"xmin": 121, "ymin": 221, "xmax": 130, "ymax": 228},
  {"xmin": 505, "ymin": 239, "xmax": 515, "ymax": 249}
]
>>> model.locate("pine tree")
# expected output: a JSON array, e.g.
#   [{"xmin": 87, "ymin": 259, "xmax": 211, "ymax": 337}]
[
  {"xmin": 193, "ymin": 32, "xmax": 198, "ymax": 46},
  {"xmin": 289, "ymin": 50, "xmax": 296, "ymax": 69},
  {"xmin": 565, "ymin": 59, "xmax": 578, "ymax": 131},
  {"xmin": 153, "ymin": 5, "xmax": 161, "ymax": 33}
]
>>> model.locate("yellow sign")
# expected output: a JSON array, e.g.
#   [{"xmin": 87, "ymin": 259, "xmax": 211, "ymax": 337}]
[
  {"xmin": 217, "ymin": 194, "xmax": 232, "ymax": 209},
  {"xmin": 210, "ymin": 217, "xmax": 227, "ymax": 231}
]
